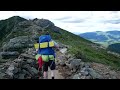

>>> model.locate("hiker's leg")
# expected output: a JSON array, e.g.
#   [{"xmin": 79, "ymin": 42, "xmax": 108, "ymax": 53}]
[
  {"xmin": 43, "ymin": 71, "xmax": 48, "ymax": 79},
  {"xmin": 51, "ymin": 70, "xmax": 55, "ymax": 79},
  {"xmin": 49, "ymin": 60, "xmax": 56, "ymax": 79},
  {"xmin": 43, "ymin": 62, "xmax": 48, "ymax": 79}
]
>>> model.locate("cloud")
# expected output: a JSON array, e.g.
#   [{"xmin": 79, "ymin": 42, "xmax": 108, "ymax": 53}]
[
  {"xmin": 54, "ymin": 16, "xmax": 72, "ymax": 20},
  {"xmin": 54, "ymin": 16, "xmax": 86, "ymax": 23},
  {"xmin": 104, "ymin": 19, "xmax": 120, "ymax": 24},
  {"xmin": 0, "ymin": 11, "xmax": 120, "ymax": 33},
  {"xmin": 62, "ymin": 19, "xmax": 85, "ymax": 23}
]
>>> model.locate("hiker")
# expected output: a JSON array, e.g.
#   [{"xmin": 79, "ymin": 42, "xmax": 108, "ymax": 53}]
[{"xmin": 35, "ymin": 31, "xmax": 59, "ymax": 79}]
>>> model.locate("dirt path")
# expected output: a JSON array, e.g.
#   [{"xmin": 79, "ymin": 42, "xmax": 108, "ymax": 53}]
[
  {"xmin": 47, "ymin": 48, "xmax": 67, "ymax": 79},
  {"xmin": 48, "ymin": 68, "xmax": 64, "ymax": 79}
]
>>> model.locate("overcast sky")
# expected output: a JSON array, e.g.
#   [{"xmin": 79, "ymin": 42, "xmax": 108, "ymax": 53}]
[{"xmin": 0, "ymin": 11, "xmax": 120, "ymax": 33}]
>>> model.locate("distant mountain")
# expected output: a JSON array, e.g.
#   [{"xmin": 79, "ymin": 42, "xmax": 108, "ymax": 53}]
[
  {"xmin": 79, "ymin": 30, "xmax": 120, "ymax": 47},
  {"xmin": 107, "ymin": 31, "xmax": 120, "ymax": 35},
  {"xmin": 107, "ymin": 43, "xmax": 120, "ymax": 54}
]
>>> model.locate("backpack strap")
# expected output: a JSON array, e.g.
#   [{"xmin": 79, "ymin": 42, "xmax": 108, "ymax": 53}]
[{"xmin": 39, "ymin": 37, "xmax": 40, "ymax": 49}]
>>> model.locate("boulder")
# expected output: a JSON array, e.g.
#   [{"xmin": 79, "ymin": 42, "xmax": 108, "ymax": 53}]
[
  {"xmin": 13, "ymin": 67, "xmax": 19, "ymax": 74},
  {"xmin": 33, "ymin": 19, "xmax": 54, "ymax": 28},
  {"xmin": 0, "ymin": 72, "xmax": 6, "ymax": 79},
  {"xmin": 1, "ymin": 51, "xmax": 19, "ymax": 59},
  {"xmin": 80, "ymin": 68, "xmax": 89, "ymax": 76},
  {"xmin": 30, "ymin": 67, "xmax": 38, "ymax": 75},
  {"xmin": 20, "ymin": 53, "xmax": 35, "ymax": 60},
  {"xmin": 60, "ymin": 48, "xmax": 67, "ymax": 54},
  {"xmin": 2, "ymin": 36, "xmax": 33, "ymax": 52},
  {"xmin": 18, "ymin": 74, "xmax": 25, "ymax": 79},
  {"xmin": 72, "ymin": 74, "xmax": 80, "ymax": 79},
  {"xmin": 80, "ymin": 62, "xmax": 85, "ymax": 68},
  {"xmin": 87, "ymin": 68, "xmax": 103, "ymax": 79},
  {"xmin": 59, "ymin": 61, "xmax": 66, "ymax": 67},
  {"xmin": 69, "ymin": 59, "xmax": 81, "ymax": 70},
  {"xmin": 26, "ymin": 59, "xmax": 33, "ymax": 64},
  {"xmin": 22, "ymin": 64, "xmax": 31, "ymax": 70}
]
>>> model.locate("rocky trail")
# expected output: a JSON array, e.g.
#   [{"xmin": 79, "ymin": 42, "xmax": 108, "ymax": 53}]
[
  {"xmin": 0, "ymin": 46, "xmax": 67, "ymax": 79},
  {"xmin": 54, "ymin": 47, "xmax": 120, "ymax": 79},
  {"xmin": 1, "ymin": 45, "xmax": 120, "ymax": 79}
]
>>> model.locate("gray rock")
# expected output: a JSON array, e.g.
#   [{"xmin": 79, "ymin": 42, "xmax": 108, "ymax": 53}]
[
  {"xmin": 28, "ymin": 44, "xmax": 34, "ymax": 48},
  {"xmin": 22, "ymin": 64, "xmax": 38, "ymax": 76},
  {"xmin": 30, "ymin": 67, "xmax": 38, "ymax": 75},
  {"xmin": 18, "ymin": 68, "xmax": 21, "ymax": 72},
  {"xmin": 13, "ymin": 74, "xmax": 19, "ymax": 79},
  {"xmin": 0, "ymin": 72, "xmax": 6, "ymax": 79},
  {"xmin": 112, "ymin": 76, "xmax": 117, "ymax": 79},
  {"xmin": 80, "ymin": 62, "xmax": 85, "ymax": 68},
  {"xmin": 13, "ymin": 63, "xmax": 19, "ymax": 67},
  {"xmin": 81, "ymin": 67, "xmax": 86, "ymax": 71},
  {"xmin": 66, "ymin": 54, "xmax": 72, "ymax": 59},
  {"xmin": 60, "ymin": 48, "xmax": 67, "ymax": 54},
  {"xmin": 80, "ymin": 76, "xmax": 86, "ymax": 79},
  {"xmin": 21, "ymin": 61, "xmax": 27, "ymax": 66},
  {"xmin": 2, "ymin": 36, "xmax": 33, "ymax": 52},
  {"xmin": 80, "ymin": 67, "xmax": 89, "ymax": 76},
  {"xmin": 68, "ymin": 58, "xmax": 74, "ymax": 64},
  {"xmin": 84, "ymin": 63, "xmax": 91, "ymax": 68},
  {"xmin": 30, "ymin": 62, "xmax": 36, "ymax": 67},
  {"xmin": 20, "ymin": 53, "xmax": 35, "ymax": 60},
  {"xmin": 27, "ymin": 59, "xmax": 33, "ymax": 64},
  {"xmin": 72, "ymin": 74, "xmax": 80, "ymax": 79},
  {"xmin": 22, "ymin": 69, "xmax": 31, "ymax": 76},
  {"xmin": 6, "ymin": 70, "xmax": 13, "ymax": 78},
  {"xmin": 13, "ymin": 67, "xmax": 18, "ymax": 74},
  {"xmin": 69, "ymin": 59, "xmax": 81, "ymax": 70},
  {"xmin": 80, "ymin": 70, "xmax": 89, "ymax": 76},
  {"xmin": 88, "ymin": 68, "xmax": 103, "ymax": 79},
  {"xmin": 71, "ymin": 68, "xmax": 77, "ymax": 73},
  {"xmin": 18, "ymin": 74, "xmax": 25, "ymax": 79},
  {"xmin": 85, "ymin": 75, "xmax": 92, "ymax": 79},
  {"xmin": 14, "ymin": 59, "xmax": 23, "ymax": 63},
  {"xmin": 1, "ymin": 51, "xmax": 19, "ymax": 59},
  {"xmin": 33, "ymin": 19, "xmax": 54, "ymax": 28},
  {"xmin": 51, "ymin": 26, "xmax": 61, "ymax": 33},
  {"xmin": 5, "ymin": 65, "xmax": 14, "ymax": 77},
  {"xmin": 22, "ymin": 64, "xmax": 31, "ymax": 70},
  {"xmin": 59, "ymin": 61, "xmax": 66, "ymax": 66},
  {"xmin": 78, "ymin": 73, "xmax": 82, "ymax": 76},
  {"xmin": 8, "ymin": 65, "xmax": 14, "ymax": 71}
]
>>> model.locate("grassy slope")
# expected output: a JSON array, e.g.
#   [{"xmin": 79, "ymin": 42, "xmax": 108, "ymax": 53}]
[
  {"xmin": 46, "ymin": 29, "xmax": 120, "ymax": 70},
  {"xmin": 0, "ymin": 16, "xmax": 27, "ymax": 47}
]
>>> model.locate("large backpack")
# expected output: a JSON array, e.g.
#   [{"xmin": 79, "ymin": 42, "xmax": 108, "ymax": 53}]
[
  {"xmin": 37, "ymin": 35, "xmax": 55, "ymax": 62},
  {"xmin": 39, "ymin": 35, "xmax": 54, "ymax": 48},
  {"xmin": 34, "ymin": 35, "xmax": 54, "ymax": 49}
]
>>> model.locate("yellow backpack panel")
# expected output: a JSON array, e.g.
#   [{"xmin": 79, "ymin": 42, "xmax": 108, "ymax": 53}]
[
  {"xmin": 34, "ymin": 41, "xmax": 55, "ymax": 49},
  {"xmin": 49, "ymin": 41, "xmax": 55, "ymax": 47},
  {"xmin": 40, "ymin": 42, "xmax": 48, "ymax": 48},
  {"xmin": 34, "ymin": 43, "xmax": 39, "ymax": 49}
]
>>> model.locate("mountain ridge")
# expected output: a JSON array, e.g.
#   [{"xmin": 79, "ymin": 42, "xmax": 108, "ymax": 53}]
[{"xmin": 0, "ymin": 16, "xmax": 120, "ymax": 79}]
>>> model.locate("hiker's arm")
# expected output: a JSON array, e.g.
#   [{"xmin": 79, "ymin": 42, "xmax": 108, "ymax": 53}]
[
  {"xmin": 36, "ymin": 49, "xmax": 39, "ymax": 53},
  {"xmin": 54, "ymin": 43, "xmax": 60, "ymax": 51},
  {"xmin": 52, "ymin": 40, "xmax": 60, "ymax": 50}
]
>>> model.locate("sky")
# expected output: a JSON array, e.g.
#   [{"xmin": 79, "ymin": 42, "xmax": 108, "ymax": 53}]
[{"xmin": 0, "ymin": 11, "xmax": 120, "ymax": 34}]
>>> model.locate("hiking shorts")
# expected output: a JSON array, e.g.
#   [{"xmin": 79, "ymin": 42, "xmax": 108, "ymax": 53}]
[{"xmin": 43, "ymin": 60, "xmax": 56, "ymax": 72}]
